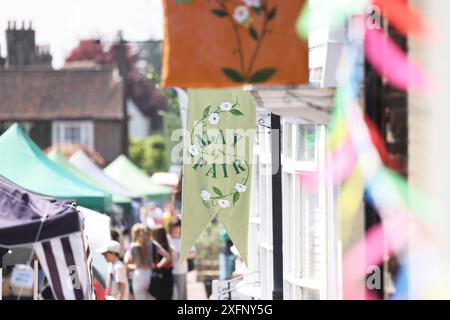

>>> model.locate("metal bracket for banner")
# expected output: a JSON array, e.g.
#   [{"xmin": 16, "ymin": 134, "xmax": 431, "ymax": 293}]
[
  {"xmin": 256, "ymin": 113, "xmax": 272, "ymax": 134},
  {"xmin": 68, "ymin": 202, "xmax": 77, "ymax": 210}
]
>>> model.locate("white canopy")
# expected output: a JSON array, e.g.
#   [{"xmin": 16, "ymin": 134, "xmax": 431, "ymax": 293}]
[
  {"xmin": 70, "ymin": 151, "xmax": 143, "ymax": 200},
  {"xmin": 150, "ymin": 172, "xmax": 179, "ymax": 188},
  {"xmin": 78, "ymin": 206, "xmax": 110, "ymax": 285}
]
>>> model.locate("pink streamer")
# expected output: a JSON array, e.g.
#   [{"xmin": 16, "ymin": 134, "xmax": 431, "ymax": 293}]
[
  {"xmin": 343, "ymin": 212, "xmax": 411, "ymax": 299},
  {"xmin": 365, "ymin": 27, "xmax": 430, "ymax": 91}
]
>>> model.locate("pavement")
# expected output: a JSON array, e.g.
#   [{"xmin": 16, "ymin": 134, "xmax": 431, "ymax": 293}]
[{"xmin": 187, "ymin": 271, "xmax": 208, "ymax": 300}]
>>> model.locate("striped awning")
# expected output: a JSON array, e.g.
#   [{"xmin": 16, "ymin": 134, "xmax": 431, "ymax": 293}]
[{"xmin": 0, "ymin": 176, "xmax": 94, "ymax": 300}]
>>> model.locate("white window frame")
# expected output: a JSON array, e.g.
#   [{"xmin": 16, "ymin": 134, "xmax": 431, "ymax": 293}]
[
  {"xmin": 52, "ymin": 120, "xmax": 94, "ymax": 149},
  {"xmin": 244, "ymin": 112, "xmax": 275, "ymax": 300},
  {"xmin": 247, "ymin": 114, "xmax": 341, "ymax": 300},
  {"xmin": 281, "ymin": 116, "xmax": 339, "ymax": 300}
]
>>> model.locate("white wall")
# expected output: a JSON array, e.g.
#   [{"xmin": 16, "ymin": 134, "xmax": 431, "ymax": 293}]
[
  {"xmin": 127, "ymin": 98, "xmax": 150, "ymax": 139},
  {"xmin": 408, "ymin": 0, "xmax": 450, "ymax": 299}
]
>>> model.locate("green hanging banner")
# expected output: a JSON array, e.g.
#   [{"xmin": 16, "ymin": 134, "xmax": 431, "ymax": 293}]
[{"xmin": 181, "ymin": 88, "xmax": 256, "ymax": 264}]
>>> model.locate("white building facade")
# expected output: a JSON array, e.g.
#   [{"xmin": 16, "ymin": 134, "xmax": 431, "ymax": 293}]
[{"xmin": 224, "ymin": 15, "xmax": 366, "ymax": 300}]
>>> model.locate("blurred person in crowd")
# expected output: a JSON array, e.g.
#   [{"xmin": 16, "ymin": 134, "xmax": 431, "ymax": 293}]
[
  {"xmin": 168, "ymin": 219, "xmax": 188, "ymax": 300},
  {"xmin": 149, "ymin": 202, "xmax": 164, "ymax": 225},
  {"xmin": 162, "ymin": 201, "xmax": 180, "ymax": 232},
  {"xmin": 126, "ymin": 223, "xmax": 153, "ymax": 300},
  {"xmin": 98, "ymin": 240, "xmax": 129, "ymax": 300},
  {"xmin": 111, "ymin": 230, "xmax": 120, "ymax": 242},
  {"xmin": 127, "ymin": 224, "xmax": 172, "ymax": 300},
  {"xmin": 151, "ymin": 226, "xmax": 174, "ymax": 300},
  {"xmin": 110, "ymin": 228, "xmax": 126, "ymax": 257},
  {"xmin": 140, "ymin": 206, "xmax": 155, "ymax": 230},
  {"xmin": 219, "ymin": 230, "xmax": 236, "ymax": 280},
  {"xmin": 140, "ymin": 202, "xmax": 164, "ymax": 229},
  {"xmin": 123, "ymin": 246, "xmax": 135, "ymax": 300}
]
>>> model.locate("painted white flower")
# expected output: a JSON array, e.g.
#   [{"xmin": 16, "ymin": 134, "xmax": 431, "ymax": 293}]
[
  {"xmin": 234, "ymin": 183, "xmax": 247, "ymax": 193},
  {"xmin": 208, "ymin": 113, "xmax": 220, "ymax": 125},
  {"xmin": 218, "ymin": 199, "xmax": 231, "ymax": 209},
  {"xmin": 243, "ymin": 0, "xmax": 261, "ymax": 7},
  {"xmin": 233, "ymin": 5, "xmax": 250, "ymax": 24},
  {"xmin": 201, "ymin": 190, "xmax": 211, "ymax": 201},
  {"xmin": 188, "ymin": 145, "xmax": 199, "ymax": 156},
  {"xmin": 219, "ymin": 102, "xmax": 233, "ymax": 111}
]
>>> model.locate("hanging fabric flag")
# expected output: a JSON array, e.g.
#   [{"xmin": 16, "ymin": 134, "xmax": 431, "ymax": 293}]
[
  {"xmin": 181, "ymin": 88, "xmax": 256, "ymax": 263},
  {"xmin": 162, "ymin": 0, "xmax": 309, "ymax": 88},
  {"xmin": 296, "ymin": 0, "xmax": 368, "ymax": 39},
  {"xmin": 338, "ymin": 166, "xmax": 365, "ymax": 246},
  {"xmin": 373, "ymin": 0, "xmax": 431, "ymax": 41},
  {"xmin": 365, "ymin": 27, "xmax": 429, "ymax": 91}
]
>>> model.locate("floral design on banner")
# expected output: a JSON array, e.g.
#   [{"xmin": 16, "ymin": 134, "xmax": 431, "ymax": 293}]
[
  {"xmin": 162, "ymin": 0, "xmax": 308, "ymax": 88},
  {"xmin": 210, "ymin": 0, "xmax": 278, "ymax": 83},
  {"xmin": 187, "ymin": 99, "xmax": 249, "ymax": 209}
]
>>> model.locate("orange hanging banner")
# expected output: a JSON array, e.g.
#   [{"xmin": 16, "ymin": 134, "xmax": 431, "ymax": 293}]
[
  {"xmin": 162, "ymin": 0, "xmax": 309, "ymax": 88},
  {"xmin": 372, "ymin": 0, "xmax": 431, "ymax": 40}
]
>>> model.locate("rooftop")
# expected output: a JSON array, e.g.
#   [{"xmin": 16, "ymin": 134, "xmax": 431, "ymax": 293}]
[{"xmin": 0, "ymin": 67, "xmax": 124, "ymax": 121}]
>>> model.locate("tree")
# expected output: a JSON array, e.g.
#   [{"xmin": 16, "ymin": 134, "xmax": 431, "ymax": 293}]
[
  {"xmin": 65, "ymin": 38, "xmax": 168, "ymax": 132},
  {"xmin": 66, "ymin": 39, "xmax": 113, "ymax": 65},
  {"xmin": 129, "ymin": 134, "xmax": 167, "ymax": 175}
]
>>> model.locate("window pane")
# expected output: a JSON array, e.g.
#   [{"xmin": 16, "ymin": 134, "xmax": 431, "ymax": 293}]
[
  {"xmin": 283, "ymin": 123, "xmax": 292, "ymax": 159},
  {"xmin": 297, "ymin": 124, "xmax": 316, "ymax": 162},
  {"xmin": 294, "ymin": 175, "xmax": 302, "ymax": 279},
  {"xmin": 300, "ymin": 174, "xmax": 321, "ymax": 281},
  {"xmin": 65, "ymin": 126, "xmax": 81, "ymax": 143},
  {"xmin": 282, "ymin": 173, "xmax": 293, "ymax": 274}
]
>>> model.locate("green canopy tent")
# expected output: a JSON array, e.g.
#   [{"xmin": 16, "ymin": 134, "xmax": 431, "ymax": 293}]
[
  {"xmin": 0, "ymin": 124, "xmax": 112, "ymax": 212},
  {"xmin": 104, "ymin": 155, "xmax": 173, "ymax": 202},
  {"xmin": 47, "ymin": 149, "xmax": 132, "ymax": 206}
]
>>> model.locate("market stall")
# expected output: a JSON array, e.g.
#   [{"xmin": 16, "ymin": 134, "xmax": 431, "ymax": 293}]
[
  {"xmin": 0, "ymin": 176, "xmax": 94, "ymax": 300},
  {"xmin": 70, "ymin": 150, "xmax": 144, "ymax": 226},
  {"xmin": 104, "ymin": 155, "xmax": 173, "ymax": 202},
  {"xmin": 0, "ymin": 124, "xmax": 112, "ymax": 212},
  {"xmin": 48, "ymin": 149, "xmax": 132, "ymax": 227}
]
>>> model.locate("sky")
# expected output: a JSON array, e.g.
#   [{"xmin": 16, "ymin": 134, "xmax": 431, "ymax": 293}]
[{"xmin": 0, "ymin": 0, "xmax": 164, "ymax": 68}]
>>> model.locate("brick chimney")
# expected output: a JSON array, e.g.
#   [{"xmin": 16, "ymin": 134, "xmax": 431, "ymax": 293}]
[
  {"xmin": 35, "ymin": 44, "xmax": 53, "ymax": 67},
  {"xmin": 6, "ymin": 20, "xmax": 36, "ymax": 67}
]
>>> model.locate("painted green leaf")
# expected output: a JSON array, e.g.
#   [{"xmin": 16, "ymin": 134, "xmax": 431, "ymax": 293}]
[
  {"xmin": 249, "ymin": 68, "xmax": 277, "ymax": 83},
  {"xmin": 213, "ymin": 187, "xmax": 223, "ymax": 197},
  {"xmin": 230, "ymin": 109, "xmax": 244, "ymax": 116},
  {"xmin": 232, "ymin": 97, "xmax": 239, "ymax": 108},
  {"xmin": 211, "ymin": 9, "xmax": 228, "ymax": 17},
  {"xmin": 249, "ymin": 27, "xmax": 258, "ymax": 40},
  {"xmin": 203, "ymin": 106, "xmax": 210, "ymax": 119},
  {"xmin": 252, "ymin": 7, "xmax": 263, "ymax": 15},
  {"xmin": 233, "ymin": 192, "xmax": 240, "ymax": 205},
  {"xmin": 222, "ymin": 68, "xmax": 246, "ymax": 83},
  {"xmin": 267, "ymin": 7, "xmax": 277, "ymax": 20}
]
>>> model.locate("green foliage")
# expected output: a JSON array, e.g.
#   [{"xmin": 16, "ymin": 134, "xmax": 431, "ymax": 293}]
[
  {"xmin": 163, "ymin": 89, "xmax": 180, "ymax": 114},
  {"xmin": 163, "ymin": 110, "xmax": 182, "ymax": 166},
  {"xmin": 129, "ymin": 134, "xmax": 167, "ymax": 175},
  {"xmin": 145, "ymin": 69, "xmax": 182, "ymax": 167}
]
